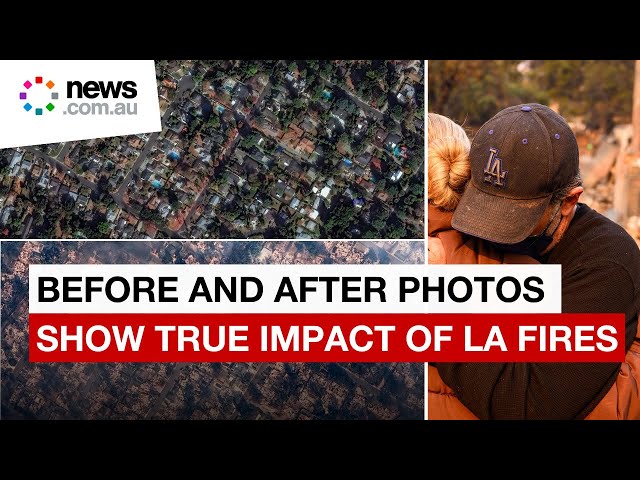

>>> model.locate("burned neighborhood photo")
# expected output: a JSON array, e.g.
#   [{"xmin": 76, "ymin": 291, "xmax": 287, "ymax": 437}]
[{"xmin": 1, "ymin": 240, "xmax": 424, "ymax": 420}]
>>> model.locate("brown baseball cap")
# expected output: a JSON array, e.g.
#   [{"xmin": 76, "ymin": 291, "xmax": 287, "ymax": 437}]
[{"xmin": 451, "ymin": 103, "xmax": 579, "ymax": 244}]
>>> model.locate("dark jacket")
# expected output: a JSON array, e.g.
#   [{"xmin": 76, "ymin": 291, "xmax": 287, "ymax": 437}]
[{"xmin": 427, "ymin": 204, "xmax": 640, "ymax": 420}]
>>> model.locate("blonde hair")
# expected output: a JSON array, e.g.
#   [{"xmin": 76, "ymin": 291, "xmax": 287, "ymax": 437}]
[{"xmin": 428, "ymin": 113, "xmax": 471, "ymax": 211}]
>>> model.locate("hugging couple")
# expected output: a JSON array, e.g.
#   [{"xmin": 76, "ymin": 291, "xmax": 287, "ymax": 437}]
[{"xmin": 427, "ymin": 104, "xmax": 640, "ymax": 420}]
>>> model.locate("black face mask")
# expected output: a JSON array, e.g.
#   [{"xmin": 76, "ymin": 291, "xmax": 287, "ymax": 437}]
[{"xmin": 490, "ymin": 205, "xmax": 562, "ymax": 260}]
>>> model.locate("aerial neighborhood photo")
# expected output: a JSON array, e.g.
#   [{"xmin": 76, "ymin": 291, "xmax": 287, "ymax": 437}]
[{"xmin": 0, "ymin": 60, "xmax": 424, "ymax": 239}]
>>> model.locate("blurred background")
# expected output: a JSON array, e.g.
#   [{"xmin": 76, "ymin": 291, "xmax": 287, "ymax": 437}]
[{"xmin": 429, "ymin": 60, "xmax": 640, "ymax": 247}]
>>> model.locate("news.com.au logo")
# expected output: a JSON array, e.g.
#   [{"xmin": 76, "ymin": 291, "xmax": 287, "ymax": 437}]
[{"xmin": 20, "ymin": 76, "xmax": 138, "ymax": 116}]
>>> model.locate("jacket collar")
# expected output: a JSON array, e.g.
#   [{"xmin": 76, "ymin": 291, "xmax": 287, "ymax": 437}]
[{"xmin": 428, "ymin": 204, "xmax": 454, "ymax": 236}]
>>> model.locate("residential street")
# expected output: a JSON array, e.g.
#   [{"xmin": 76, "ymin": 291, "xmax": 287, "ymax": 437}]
[
  {"xmin": 321, "ymin": 77, "xmax": 400, "ymax": 127},
  {"xmin": 112, "ymin": 75, "xmax": 195, "ymax": 208},
  {"xmin": 25, "ymin": 146, "xmax": 98, "ymax": 192},
  {"xmin": 177, "ymin": 79, "xmax": 272, "ymax": 235}
]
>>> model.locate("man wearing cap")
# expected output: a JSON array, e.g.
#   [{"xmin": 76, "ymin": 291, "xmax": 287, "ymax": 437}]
[{"xmin": 436, "ymin": 104, "xmax": 640, "ymax": 419}]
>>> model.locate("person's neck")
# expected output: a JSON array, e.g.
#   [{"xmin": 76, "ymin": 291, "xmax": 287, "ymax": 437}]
[{"xmin": 540, "ymin": 204, "xmax": 577, "ymax": 255}]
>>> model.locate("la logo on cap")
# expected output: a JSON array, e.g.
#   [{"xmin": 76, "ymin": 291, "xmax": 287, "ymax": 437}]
[{"xmin": 484, "ymin": 147, "xmax": 507, "ymax": 187}]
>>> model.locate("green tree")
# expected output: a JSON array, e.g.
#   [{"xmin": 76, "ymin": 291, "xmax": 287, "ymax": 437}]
[
  {"xmin": 371, "ymin": 211, "xmax": 389, "ymax": 231},
  {"xmin": 428, "ymin": 60, "xmax": 543, "ymax": 128},
  {"xmin": 208, "ymin": 115, "xmax": 221, "ymax": 129},
  {"xmin": 336, "ymin": 97, "xmax": 357, "ymax": 115},
  {"xmin": 325, "ymin": 203, "xmax": 357, "ymax": 237},
  {"xmin": 535, "ymin": 60, "xmax": 634, "ymax": 131},
  {"xmin": 98, "ymin": 222, "xmax": 111, "ymax": 235},
  {"xmin": 391, "ymin": 104, "xmax": 404, "ymax": 121}
]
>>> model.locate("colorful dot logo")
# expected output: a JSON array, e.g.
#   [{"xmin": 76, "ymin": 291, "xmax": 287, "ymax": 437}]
[{"xmin": 21, "ymin": 77, "xmax": 57, "ymax": 115}]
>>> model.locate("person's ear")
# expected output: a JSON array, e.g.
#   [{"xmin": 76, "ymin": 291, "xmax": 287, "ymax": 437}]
[{"xmin": 560, "ymin": 186, "xmax": 583, "ymax": 215}]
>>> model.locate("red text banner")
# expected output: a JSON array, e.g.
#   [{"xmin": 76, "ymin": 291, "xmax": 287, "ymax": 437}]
[{"xmin": 29, "ymin": 313, "xmax": 626, "ymax": 363}]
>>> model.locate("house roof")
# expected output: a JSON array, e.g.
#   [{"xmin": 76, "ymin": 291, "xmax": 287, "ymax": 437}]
[
  {"xmin": 280, "ymin": 124, "xmax": 304, "ymax": 148},
  {"xmin": 354, "ymin": 152, "xmax": 372, "ymax": 167},
  {"xmin": 296, "ymin": 137, "xmax": 316, "ymax": 155},
  {"xmin": 375, "ymin": 128, "xmax": 387, "ymax": 143},
  {"xmin": 385, "ymin": 133, "xmax": 402, "ymax": 147},
  {"xmin": 356, "ymin": 177, "xmax": 375, "ymax": 193}
]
